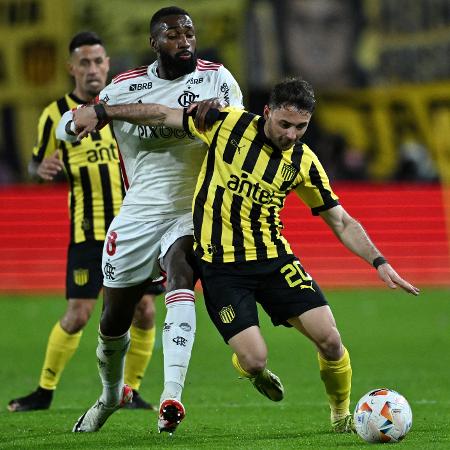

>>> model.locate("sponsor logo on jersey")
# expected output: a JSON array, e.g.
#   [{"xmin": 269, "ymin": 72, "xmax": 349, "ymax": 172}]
[
  {"xmin": 219, "ymin": 305, "xmax": 235, "ymax": 324},
  {"xmin": 186, "ymin": 77, "xmax": 203, "ymax": 85},
  {"xmin": 137, "ymin": 125, "xmax": 195, "ymax": 140},
  {"xmin": 86, "ymin": 144, "xmax": 119, "ymax": 163},
  {"xmin": 129, "ymin": 82, "xmax": 153, "ymax": 91},
  {"xmin": 178, "ymin": 90, "xmax": 199, "ymax": 107},
  {"xmin": 227, "ymin": 172, "xmax": 274, "ymax": 205},
  {"xmin": 73, "ymin": 268, "xmax": 89, "ymax": 286},
  {"xmin": 220, "ymin": 82, "xmax": 230, "ymax": 104}
]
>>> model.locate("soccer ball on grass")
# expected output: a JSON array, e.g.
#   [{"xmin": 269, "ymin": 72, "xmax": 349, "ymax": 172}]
[{"xmin": 353, "ymin": 388, "xmax": 412, "ymax": 443}]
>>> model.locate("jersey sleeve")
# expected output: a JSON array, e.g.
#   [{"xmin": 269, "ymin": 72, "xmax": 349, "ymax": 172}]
[
  {"xmin": 294, "ymin": 145, "xmax": 340, "ymax": 215},
  {"xmin": 98, "ymin": 80, "xmax": 122, "ymax": 106},
  {"xmin": 32, "ymin": 105, "xmax": 59, "ymax": 163},
  {"xmin": 216, "ymin": 66, "xmax": 244, "ymax": 108}
]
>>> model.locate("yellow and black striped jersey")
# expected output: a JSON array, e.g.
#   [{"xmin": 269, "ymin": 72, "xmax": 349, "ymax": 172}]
[
  {"xmin": 32, "ymin": 93, "xmax": 124, "ymax": 243},
  {"xmin": 186, "ymin": 107, "xmax": 339, "ymax": 263}
]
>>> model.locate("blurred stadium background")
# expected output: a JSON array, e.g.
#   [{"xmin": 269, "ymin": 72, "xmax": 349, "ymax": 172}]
[{"xmin": 0, "ymin": 0, "xmax": 449, "ymax": 293}]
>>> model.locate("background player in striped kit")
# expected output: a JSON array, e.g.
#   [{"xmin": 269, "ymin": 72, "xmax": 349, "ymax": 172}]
[
  {"xmin": 69, "ymin": 77, "xmax": 419, "ymax": 434},
  {"xmin": 58, "ymin": 7, "xmax": 243, "ymax": 434},
  {"xmin": 8, "ymin": 31, "xmax": 163, "ymax": 414}
]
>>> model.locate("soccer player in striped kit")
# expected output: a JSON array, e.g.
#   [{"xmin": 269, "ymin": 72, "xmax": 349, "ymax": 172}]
[
  {"xmin": 58, "ymin": 7, "xmax": 243, "ymax": 433},
  {"xmin": 8, "ymin": 32, "xmax": 163, "ymax": 414},
  {"xmin": 69, "ymin": 77, "xmax": 419, "ymax": 434}
]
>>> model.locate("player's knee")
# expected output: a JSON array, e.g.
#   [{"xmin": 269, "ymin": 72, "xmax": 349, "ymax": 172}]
[
  {"xmin": 61, "ymin": 302, "xmax": 94, "ymax": 333},
  {"xmin": 239, "ymin": 352, "xmax": 267, "ymax": 375},
  {"xmin": 60, "ymin": 312, "xmax": 89, "ymax": 333},
  {"xmin": 133, "ymin": 295, "xmax": 156, "ymax": 328},
  {"xmin": 165, "ymin": 262, "xmax": 194, "ymax": 291},
  {"xmin": 316, "ymin": 329, "xmax": 343, "ymax": 360}
]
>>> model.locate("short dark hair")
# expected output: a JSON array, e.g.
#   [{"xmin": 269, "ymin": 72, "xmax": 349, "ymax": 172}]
[
  {"xmin": 69, "ymin": 31, "xmax": 103, "ymax": 54},
  {"xmin": 150, "ymin": 6, "xmax": 190, "ymax": 36},
  {"xmin": 269, "ymin": 77, "xmax": 316, "ymax": 113}
]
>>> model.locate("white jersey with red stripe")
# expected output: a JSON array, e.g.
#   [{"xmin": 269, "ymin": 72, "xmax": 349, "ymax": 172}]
[{"xmin": 100, "ymin": 59, "xmax": 243, "ymax": 221}]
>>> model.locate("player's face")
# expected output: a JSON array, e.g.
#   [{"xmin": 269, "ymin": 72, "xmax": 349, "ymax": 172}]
[
  {"xmin": 151, "ymin": 14, "xmax": 197, "ymax": 78},
  {"xmin": 263, "ymin": 105, "xmax": 311, "ymax": 151},
  {"xmin": 68, "ymin": 44, "xmax": 110, "ymax": 100}
]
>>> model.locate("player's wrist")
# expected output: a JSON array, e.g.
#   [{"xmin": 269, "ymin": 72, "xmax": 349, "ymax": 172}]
[
  {"xmin": 372, "ymin": 256, "xmax": 387, "ymax": 269},
  {"xmin": 94, "ymin": 103, "xmax": 108, "ymax": 122}
]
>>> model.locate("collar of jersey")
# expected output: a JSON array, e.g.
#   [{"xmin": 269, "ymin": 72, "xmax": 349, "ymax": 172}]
[{"xmin": 69, "ymin": 92, "xmax": 89, "ymax": 105}]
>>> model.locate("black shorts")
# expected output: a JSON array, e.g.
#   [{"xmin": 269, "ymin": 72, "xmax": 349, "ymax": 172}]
[
  {"xmin": 66, "ymin": 241, "xmax": 104, "ymax": 299},
  {"xmin": 195, "ymin": 255, "xmax": 328, "ymax": 343},
  {"xmin": 66, "ymin": 241, "xmax": 166, "ymax": 299}
]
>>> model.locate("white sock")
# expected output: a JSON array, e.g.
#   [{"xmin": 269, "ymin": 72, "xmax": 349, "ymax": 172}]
[
  {"xmin": 161, "ymin": 289, "xmax": 196, "ymax": 402},
  {"xmin": 96, "ymin": 331, "xmax": 130, "ymax": 406}
]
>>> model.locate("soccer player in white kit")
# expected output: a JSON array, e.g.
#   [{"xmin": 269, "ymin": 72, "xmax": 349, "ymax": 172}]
[{"xmin": 57, "ymin": 6, "xmax": 243, "ymax": 434}]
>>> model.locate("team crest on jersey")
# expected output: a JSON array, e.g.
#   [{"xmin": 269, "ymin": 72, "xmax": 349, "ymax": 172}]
[
  {"xmin": 103, "ymin": 262, "xmax": 116, "ymax": 280},
  {"xmin": 219, "ymin": 305, "xmax": 235, "ymax": 324},
  {"xmin": 178, "ymin": 91, "xmax": 199, "ymax": 107},
  {"xmin": 281, "ymin": 163, "xmax": 298, "ymax": 182},
  {"xmin": 73, "ymin": 268, "xmax": 89, "ymax": 286}
]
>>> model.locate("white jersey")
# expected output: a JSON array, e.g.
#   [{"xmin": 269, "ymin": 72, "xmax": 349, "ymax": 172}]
[{"xmin": 100, "ymin": 59, "xmax": 243, "ymax": 221}]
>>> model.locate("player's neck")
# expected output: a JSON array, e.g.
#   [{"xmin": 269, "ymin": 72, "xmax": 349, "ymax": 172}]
[{"xmin": 71, "ymin": 88, "xmax": 95, "ymax": 104}]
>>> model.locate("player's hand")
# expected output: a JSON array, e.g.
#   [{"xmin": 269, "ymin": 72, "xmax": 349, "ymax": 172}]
[
  {"xmin": 36, "ymin": 150, "xmax": 64, "ymax": 181},
  {"xmin": 377, "ymin": 263, "xmax": 420, "ymax": 296},
  {"xmin": 73, "ymin": 106, "xmax": 99, "ymax": 140},
  {"xmin": 187, "ymin": 98, "xmax": 226, "ymax": 132}
]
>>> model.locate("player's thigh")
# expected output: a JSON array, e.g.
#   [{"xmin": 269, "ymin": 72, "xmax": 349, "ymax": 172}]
[
  {"xmin": 288, "ymin": 305, "xmax": 338, "ymax": 343},
  {"xmin": 102, "ymin": 215, "xmax": 171, "ymax": 288},
  {"xmin": 196, "ymin": 257, "xmax": 260, "ymax": 343},
  {"xmin": 160, "ymin": 212, "xmax": 195, "ymax": 290},
  {"xmin": 228, "ymin": 325, "xmax": 268, "ymax": 363},
  {"xmin": 66, "ymin": 241, "xmax": 104, "ymax": 300},
  {"xmin": 258, "ymin": 256, "xmax": 328, "ymax": 328}
]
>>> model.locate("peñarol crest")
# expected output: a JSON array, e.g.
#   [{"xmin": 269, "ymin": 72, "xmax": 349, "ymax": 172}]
[
  {"xmin": 73, "ymin": 269, "xmax": 89, "ymax": 286},
  {"xmin": 219, "ymin": 305, "xmax": 235, "ymax": 323}
]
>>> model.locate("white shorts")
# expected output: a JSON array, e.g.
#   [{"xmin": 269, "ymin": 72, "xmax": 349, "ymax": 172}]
[{"xmin": 102, "ymin": 212, "xmax": 193, "ymax": 288}]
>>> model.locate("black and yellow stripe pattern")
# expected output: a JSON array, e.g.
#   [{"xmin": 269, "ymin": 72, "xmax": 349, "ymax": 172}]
[
  {"xmin": 32, "ymin": 93, "xmax": 124, "ymax": 243},
  {"xmin": 187, "ymin": 107, "xmax": 339, "ymax": 263}
]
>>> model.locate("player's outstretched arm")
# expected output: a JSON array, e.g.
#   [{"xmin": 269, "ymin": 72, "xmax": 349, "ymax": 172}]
[
  {"xmin": 320, "ymin": 205, "xmax": 420, "ymax": 296},
  {"xmin": 71, "ymin": 103, "xmax": 184, "ymax": 140}
]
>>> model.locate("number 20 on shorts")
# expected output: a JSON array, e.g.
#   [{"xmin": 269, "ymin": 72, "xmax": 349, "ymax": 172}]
[{"xmin": 280, "ymin": 260, "xmax": 313, "ymax": 288}]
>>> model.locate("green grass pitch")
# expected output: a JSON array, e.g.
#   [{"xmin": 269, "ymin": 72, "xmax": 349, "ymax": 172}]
[{"xmin": 1, "ymin": 289, "xmax": 449, "ymax": 449}]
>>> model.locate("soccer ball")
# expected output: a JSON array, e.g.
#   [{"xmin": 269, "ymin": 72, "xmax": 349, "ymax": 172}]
[{"xmin": 354, "ymin": 388, "xmax": 412, "ymax": 443}]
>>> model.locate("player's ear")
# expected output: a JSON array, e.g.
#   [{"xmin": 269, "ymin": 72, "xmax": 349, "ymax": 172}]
[
  {"xmin": 67, "ymin": 60, "xmax": 75, "ymax": 77},
  {"xmin": 104, "ymin": 56, "xmax": 110, "ymax": 71},
  {"xmin": 150, "ymin": 36, "xmax": 158, "ymax": 52},
  {"xmin": 263, "ymin": 105, "xmax": 270, "ymax": 120}
]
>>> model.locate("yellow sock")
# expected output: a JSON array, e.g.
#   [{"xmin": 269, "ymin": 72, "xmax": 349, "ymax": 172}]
[
  {"xmin": 232, "ymin": 353, "xmax": 253, "ymax": 378},
  {"xmin": 318, "ymin": 346, "xmax": 352, "ymax": 422},
  {"xmin": 124, "ymin": 325, "xmax": 155, "ymax": 391},
  {"xmin": 39, "ymin": 322, "xmax": 82, "ymax": 390}
]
